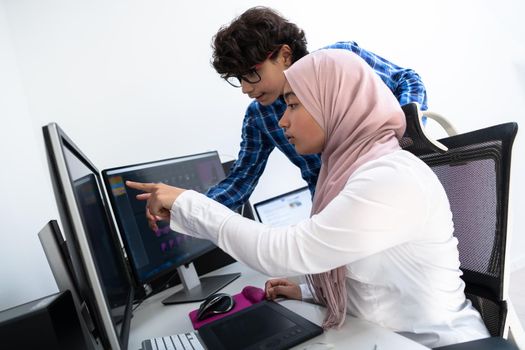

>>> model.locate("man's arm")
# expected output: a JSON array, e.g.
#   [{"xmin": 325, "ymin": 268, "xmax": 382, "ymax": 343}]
[
  {"xmin": 322, "ymin": 41, "xmax": 428, "ymax": 110},
  {"xmin": 206, "ymin": 107, "xmax": 275, "ymax": 210}
]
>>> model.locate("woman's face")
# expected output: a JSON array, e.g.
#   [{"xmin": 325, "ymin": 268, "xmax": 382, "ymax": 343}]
[{"xmin": 279, "ymin": 81, "xmax": 325, "ymax": 154}]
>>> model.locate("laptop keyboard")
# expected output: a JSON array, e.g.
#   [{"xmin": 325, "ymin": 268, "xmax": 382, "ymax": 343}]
[{"xmin": 141, "ymin": 331, "xmax": 205, "ymax": 350}]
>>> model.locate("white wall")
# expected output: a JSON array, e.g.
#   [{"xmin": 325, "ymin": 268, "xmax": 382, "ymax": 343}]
[
  {"xmin": 0, "ymin": 1, "xmax": 58, "ymax": 309},
  {"xmin": 1, "ymin": 0, "xmax": 524, "ymax": 311}
]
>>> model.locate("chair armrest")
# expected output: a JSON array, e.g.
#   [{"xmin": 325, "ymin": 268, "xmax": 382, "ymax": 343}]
[{"xmin": 422, "ymin": 111, "xmax": 458, "ymax": 136}]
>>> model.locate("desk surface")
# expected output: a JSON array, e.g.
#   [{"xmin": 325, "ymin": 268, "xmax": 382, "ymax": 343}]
[{"xmin": 129, "ymin": 263, "xmax": 429, "ymax": 350}]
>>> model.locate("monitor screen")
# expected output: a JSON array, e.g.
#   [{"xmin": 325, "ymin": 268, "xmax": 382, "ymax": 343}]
[
  {"xmin": 254, "ymin": 187, "xmax": 312, "ymax": 227},
  {"xmin": 43, "ymin": 123, "xmax": 134, "ymax": 350},
  {"xmin": 103, "ymin": 152, "xmax": 224, "ymax": 283},
  {"xmin": 102, "ymin": 152, "xmax": 225, "ymax": 284}
]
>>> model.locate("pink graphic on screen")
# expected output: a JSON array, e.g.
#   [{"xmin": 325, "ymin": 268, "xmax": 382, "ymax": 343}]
[
  {"xmin": 155, "ymin": 226, "xmax": 190, "ymax": 253},
  {"xmin": 154, "ymin": 225, "xmax": 171, "ymax": 237}
]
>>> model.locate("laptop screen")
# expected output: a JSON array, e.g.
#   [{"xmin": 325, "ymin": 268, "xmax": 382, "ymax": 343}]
[{"xmin": 253, "ymin": 187, "xmax": 312, "ymax": 227}]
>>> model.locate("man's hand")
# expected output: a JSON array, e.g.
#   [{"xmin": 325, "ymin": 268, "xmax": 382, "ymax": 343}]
[
  {"xmin": 265, "ymin": 278, "xmax": 302, "ymax": 300},
  {"xmin": 126, "ymin": 181, "xmax": 186, "ymax": 231}
]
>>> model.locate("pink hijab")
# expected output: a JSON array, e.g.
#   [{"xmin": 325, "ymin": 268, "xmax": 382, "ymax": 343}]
[{"xmin": 284, "ymin": 49, "xmax": 406, "ymax": 328}]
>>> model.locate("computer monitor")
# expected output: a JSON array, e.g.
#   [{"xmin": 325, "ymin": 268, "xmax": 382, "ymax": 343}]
[
  {"xmin": 38, "ymin": 220, "xmax": 100, "ymax": 350},
  {"xmin": 254, "ymin": 187, "xmax": 312, "ymax": 227},
  {"xmin": 102, "ymin": 152, "xmax": 240, "ymax": 305},
  {"xmin": 43, "ymin": 123, "xmax": 134, "ymax": 350}
]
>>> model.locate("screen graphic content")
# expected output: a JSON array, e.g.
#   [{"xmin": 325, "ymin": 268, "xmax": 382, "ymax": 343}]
[
  {"xmin": 254, "ymin": 187, "xmax": 312, "ymax": 227},
  {"xmin": 103, "ymin": 152, "xmax": 240, "ymax": 304}
]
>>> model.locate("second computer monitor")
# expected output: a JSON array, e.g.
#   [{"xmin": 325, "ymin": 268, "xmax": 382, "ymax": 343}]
[
  {"xmin": 102, "ymin": 152, "xmax": 240, "ymax": 304},
  {"xmin": 43, "ymin": 123, "xmax": 134, "ymax": 350}
]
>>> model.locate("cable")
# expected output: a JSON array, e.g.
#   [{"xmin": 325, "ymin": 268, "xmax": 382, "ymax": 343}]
[{"xmin": 132, "ymin": 271, "xmax": 181, "ymax": 311}]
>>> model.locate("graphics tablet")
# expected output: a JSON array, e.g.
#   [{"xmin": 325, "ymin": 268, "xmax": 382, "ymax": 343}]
[{"xmin": 198, "ymin": 300, "xmax": 323, "ymax": 350}]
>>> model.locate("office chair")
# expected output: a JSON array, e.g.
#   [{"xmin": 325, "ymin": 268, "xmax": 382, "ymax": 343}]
[
  {"xmin": 400, "ymin": 103, "xmax": 449, "ymax": 154},
  {"xmin": 403, "ymin": 118, "xmax": 522, "ymax": 346},
  {"xmin": 423, "ymin": 110, "xmax": 459, "ymax": 136}
]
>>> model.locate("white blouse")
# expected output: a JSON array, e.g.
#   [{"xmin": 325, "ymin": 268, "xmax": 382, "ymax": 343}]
[{"xmin": 169, "ymin": 150, "xmax": 489, "ymax": 347}]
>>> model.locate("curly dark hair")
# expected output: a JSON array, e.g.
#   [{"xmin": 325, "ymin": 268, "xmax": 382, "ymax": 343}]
[{"xmin": 211, "ymin": 7, "xmax": 308, "ymax": 78}]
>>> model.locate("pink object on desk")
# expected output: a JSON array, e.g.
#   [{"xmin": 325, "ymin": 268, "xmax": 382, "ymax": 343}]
[{"xmin": 188, "ymin": 286, "xmax": 265, "ymax": 329}]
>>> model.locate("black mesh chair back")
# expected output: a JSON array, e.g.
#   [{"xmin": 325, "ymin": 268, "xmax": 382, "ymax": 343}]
[{"xmin": 410, "ymin": 122, "xmax": 518, "ymax": 337}]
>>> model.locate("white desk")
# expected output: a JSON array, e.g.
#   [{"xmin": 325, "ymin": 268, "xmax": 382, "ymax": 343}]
[{"xmin": 128, "ymin": 263, "xmax": 429, "ymax": 350}]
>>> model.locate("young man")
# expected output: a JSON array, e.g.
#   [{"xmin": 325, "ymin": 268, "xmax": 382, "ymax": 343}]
[{"xmin": 206, "ymin": 6, "xmax": 428, "ymax": 210}]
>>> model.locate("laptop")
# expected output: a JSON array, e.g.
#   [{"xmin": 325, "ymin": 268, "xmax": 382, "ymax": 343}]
[{"xmin": 254, "ymin": 187, "xmax": 312, "ymax": 227}]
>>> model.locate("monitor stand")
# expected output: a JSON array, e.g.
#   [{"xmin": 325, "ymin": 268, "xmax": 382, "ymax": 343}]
[{"xmin": 161, "ymin": 263, "xmax": 240, "ymax": 305}]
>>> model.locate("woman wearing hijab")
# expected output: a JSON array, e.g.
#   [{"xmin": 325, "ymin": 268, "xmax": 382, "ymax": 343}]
[{"xmin": 126, "ymin": 49, "xmax": 489, "ymax": 347}]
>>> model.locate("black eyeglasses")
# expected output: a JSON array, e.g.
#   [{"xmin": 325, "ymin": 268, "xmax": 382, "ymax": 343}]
[
  {"xmin": 225, "ymin": 70, "xmax": 261, "ymax": 88},
  {"xmin": 197, "ymin": 293, "xmax": 235, "ymax": 321},
  {"xmin": 224, "ymin": 46, "xmax": 282, "ymax": 88}
]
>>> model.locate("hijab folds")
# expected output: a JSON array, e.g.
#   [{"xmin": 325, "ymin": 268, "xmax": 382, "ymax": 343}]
[{"xmin": 283, "ymin": 49, "xmax": 406, "ymax": 328}]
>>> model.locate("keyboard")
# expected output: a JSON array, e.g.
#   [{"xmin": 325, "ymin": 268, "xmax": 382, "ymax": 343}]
[{"xmin": 141, "ymin": 331, "xmax": 205, "ymax": 350}]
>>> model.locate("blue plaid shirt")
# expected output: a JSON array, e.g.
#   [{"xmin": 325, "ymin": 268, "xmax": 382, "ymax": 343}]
[{"xmin": 206, "ymin": 41, "xmax": 428, "ymax": 209}]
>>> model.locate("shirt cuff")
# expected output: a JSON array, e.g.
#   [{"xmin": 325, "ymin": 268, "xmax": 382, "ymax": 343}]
[
  {"xmin": 169, "ymin": 190, "xmax": 235, "ymax": 244},
  {"xmin": 299, "ymin": 283, "xmax": 314, "ymax": 301}
]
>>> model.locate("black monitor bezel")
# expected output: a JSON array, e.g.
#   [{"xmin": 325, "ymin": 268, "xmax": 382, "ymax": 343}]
[
  {"xmin": 43, "ymin": 122, "xmax": 134, "ymax": 350},
  {"xmin": 101, "ymin": 151, "xmax": 222, "ymax": 286}
]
